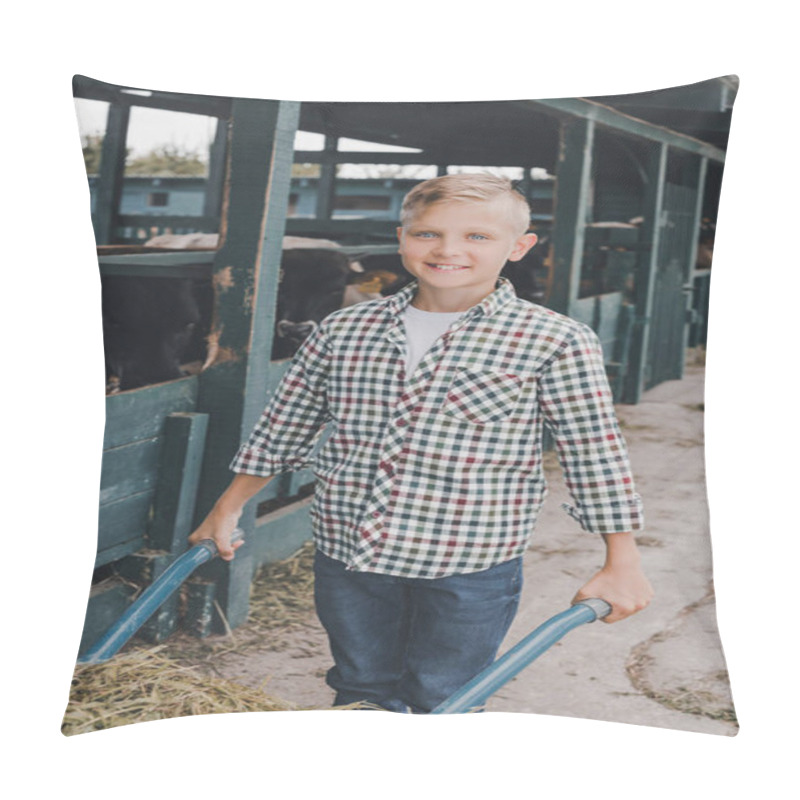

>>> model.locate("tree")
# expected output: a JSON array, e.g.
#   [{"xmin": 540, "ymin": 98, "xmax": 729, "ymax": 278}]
[
  {"xmin": 125, "ymin": 144, "xmax": 208, "ymax": 177},
  {"xmin": 81, "ymin": 133, "xmax": 115, "ymax": 175}
]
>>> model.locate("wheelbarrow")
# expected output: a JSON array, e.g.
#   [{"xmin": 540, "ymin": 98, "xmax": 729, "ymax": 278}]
[
  {"xmin": 430, "ymin": 597, "xmax": 612, "ymax": 714},
  {"xmin": 77, "ymin": 529, "xmax": 245, "ymax": 664},
  {"xmin": 79, "ymin": 532, "xmax": 612, "ymax": 714}
]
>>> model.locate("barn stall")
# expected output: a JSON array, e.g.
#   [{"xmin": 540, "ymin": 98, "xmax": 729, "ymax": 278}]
[{"xmin": 72, "ymin": 75, "xmax": 735, "ymax": 651}]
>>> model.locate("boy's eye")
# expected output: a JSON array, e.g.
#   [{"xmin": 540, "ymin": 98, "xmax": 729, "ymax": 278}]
[
  {"xmin": 469, "ymin": 234, "xmax": 489, "ymax": 240},
  {"xmin": 413, "ymin": 231, "xmax": 437, "ymax": 238}
]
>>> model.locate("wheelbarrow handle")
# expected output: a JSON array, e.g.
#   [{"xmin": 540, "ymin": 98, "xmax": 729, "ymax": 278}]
[
  {"xmin": 430, "ymin": 598, "xmax": 612, "ymax": 714},
  {"xmin": 77, "ymin": 528, "xmax": 245, "ymax": 665}
]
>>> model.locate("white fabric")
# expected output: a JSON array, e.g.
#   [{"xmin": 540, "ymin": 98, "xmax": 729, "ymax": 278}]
[{"xmin": 401, "ymin": 304, "xmax": 464, "ymax": 378}]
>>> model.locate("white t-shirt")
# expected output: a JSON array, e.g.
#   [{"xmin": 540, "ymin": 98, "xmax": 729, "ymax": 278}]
[{"xmin": 401, "ymin": 304, "xmax": 464, "ymax": 378}]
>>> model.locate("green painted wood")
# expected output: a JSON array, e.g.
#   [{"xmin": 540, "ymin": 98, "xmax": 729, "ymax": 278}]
[
  {"xmin": 99, "ymin": 437, "xmax": 161, "ymax": 505},
  {"xmin": 193, "ymin": 98, "xmax": 300, "ymax": 632},
  {"xmin": 525, "ymin": 98, "xmax": 726, "ymax": 162},
  {"xmin": 73, "ymin": 75, "xmax": 231, "ymax": 119},
  {"xmin": 94, "ymin": 536, "xmax": 146, "ymax": 569},
  {"xmin": 646, "ymin": 182, "xmax": 698, "ymax": 389},
  {"xmin": 98, "ymin": 261, "xmax": 214, "ymax": 279},
  {"xmin": 204, "ymin": 119, "xmax": 228, "ymax": 219},
  {"xmin": 97, "ymin": 491, "xmax": 153, "ymax": 558},
  {"xmin": 183, "ymin": 579, "xmax": 216, "ymax": 638},
  {"xmin": 99, "ymin": 251, "xmax": 215, "ymax": 267},
  {"xmin": 293, "ymin": 150, "xmax": 435, "ymax": 165},
  {"xmin": 251, "ymin": 496, "xmax": 314, "ymax": 567},
  {"xmin": 623, "ymin": 143, "xmax": 668, "ymax": 404},
  {"xmin": 93, "ymin": 101, "xmax": 129, "ymax": 245},
  {"xmin": 316, "ymin": 135, "xmax": 338, "ymax": 220},
  {"xmin": 148, "ymin": 412, "xmax": 209, "ymax": 553},
  {"xmin": 550, "ymin": 118, "xmax": 594, "ymax": 315},
  {"xmin": 103, "ymin": 377, "xmax": 198, "ymax": 449},
  {"xmin": 117, "ymin": 214, "xmax": 220, "ymax": 231}
]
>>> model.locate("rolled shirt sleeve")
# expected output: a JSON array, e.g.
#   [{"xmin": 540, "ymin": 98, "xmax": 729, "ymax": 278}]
[
  {"xmin": 538, "ymin": 323, "xmax": 644, "ymax": 533},
  {"xmin": 230, "ymin": 323, "xmax": 332, "ymax": 476}
]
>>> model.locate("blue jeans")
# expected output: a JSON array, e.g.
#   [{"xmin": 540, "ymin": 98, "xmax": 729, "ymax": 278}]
[{"xmin": 313, "ymin": 550, "xmax": 523, "ymax": 713}]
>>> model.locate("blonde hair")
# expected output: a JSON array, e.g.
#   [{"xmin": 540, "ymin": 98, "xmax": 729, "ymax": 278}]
[{"xmin": 400, "ymin": 173, "xmax": 531, "ymax": 235}]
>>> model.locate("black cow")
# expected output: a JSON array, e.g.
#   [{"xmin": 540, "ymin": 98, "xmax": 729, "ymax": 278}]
[
  {"xmin": 272, "ymin": 247, "xmax": 352, "ymax": 360},
  {"xmin": 101, "ymin": 275, "xmax": 203, "ymax": 392}
]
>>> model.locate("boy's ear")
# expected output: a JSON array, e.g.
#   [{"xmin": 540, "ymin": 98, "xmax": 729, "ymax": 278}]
[
  {"xmin": 508, "ymin": 232, "xmax": 538, "ymax": 262},
  {"xmin": 396, "ymin": 226, "xmax": 404, "ymax": 248}
]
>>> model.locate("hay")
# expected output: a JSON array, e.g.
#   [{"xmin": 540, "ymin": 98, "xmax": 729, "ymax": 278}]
[
  {"xmin": 62, "ymin": 647, "xmax": 297, "ymax": 736},
  {"xmin": 162, "ymin": 541, "xmax": 318, "ymax": 665}
]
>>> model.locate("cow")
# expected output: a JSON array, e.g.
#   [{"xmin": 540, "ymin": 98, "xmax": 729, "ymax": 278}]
[
  {"xmin": 271, "ymin": 246, "xmax": 354, "ymax": 360},
  {"xmin": 101, "ymin": 234, "xmax": 361, "ymax": 387},
  {"xmin": 102, "ymin": 275, "xmax": 203, "ymax": 393}
]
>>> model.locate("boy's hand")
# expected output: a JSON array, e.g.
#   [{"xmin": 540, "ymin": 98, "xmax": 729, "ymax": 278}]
[
  {"xmin": 187, "ymin": 473, "xmax": 273, "ymax": 561},
  {"xmin": 187, "ymin": 507, "xmax": 244, "ymax": 562},
  {"xmin": 572, "ymin": 532, "xmax": 654, "ymax": 623}
]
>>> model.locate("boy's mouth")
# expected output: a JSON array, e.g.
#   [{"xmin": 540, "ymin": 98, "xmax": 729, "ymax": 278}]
[{"xmin": 426, "ymin": 263, "xmax": 469, "ymax": 272}]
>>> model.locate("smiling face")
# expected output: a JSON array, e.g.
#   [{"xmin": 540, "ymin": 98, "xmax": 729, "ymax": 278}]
[{"xmin": 397, "ymin": 198, "xmax": 538, "ymax": 312}]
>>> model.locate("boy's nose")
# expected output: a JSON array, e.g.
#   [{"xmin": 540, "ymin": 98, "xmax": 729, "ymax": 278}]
[{"xmin": 431, "ymin": 237, "xmax": 461, "ymax": 257}]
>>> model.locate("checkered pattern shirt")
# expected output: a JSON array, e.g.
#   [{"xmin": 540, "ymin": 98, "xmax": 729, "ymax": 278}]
[{"xmin": 231, "ymin": 278, "xmax": 643, "ymax": 579}]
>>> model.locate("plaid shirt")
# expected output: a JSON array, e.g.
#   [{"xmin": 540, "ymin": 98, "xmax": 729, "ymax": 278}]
[{"xmin": 231, "ymin": 279, "xmax": 643, "ymax": 579}]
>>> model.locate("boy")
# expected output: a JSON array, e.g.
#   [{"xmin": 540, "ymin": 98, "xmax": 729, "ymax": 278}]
[{"xmin": 188, "ymin": 173, "xmax": 653, "ymax": 713}]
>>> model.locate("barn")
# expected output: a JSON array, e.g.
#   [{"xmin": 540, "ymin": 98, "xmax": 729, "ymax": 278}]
[{"xmin": 72, "ymin": 74, "xmax": 736, "ymax": 653}]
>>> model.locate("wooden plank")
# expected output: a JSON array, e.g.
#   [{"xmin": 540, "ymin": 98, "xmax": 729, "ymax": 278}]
[
  {"xmin": 194, "ymin": 98, "xmax": 300, "ymax": 632},
  {"xmin": 73, "ymin": 75, "xmax": 231, "ymax": 119},
  {"xmin": 97, "ymin": 492, "xmax": 153, "ymax": 552},
  {"xmin": 117, "ymin": 214, "xmax": 220, "ymax": 231},
  {"xmin": 623, "ymin": 143, "xmax": 668, "ymax": 404},
  {"xmin": 103, "ymin": 377, "xmax": 198, "ymax": 449},
  {"xmin": 549, "ymin": 117, "xmax": 594, "ymax": 315},
  {"xmin": 316, "ymin": 135, "xmax": 338, "ymax": 220},
  {"xmin": 94, "ymin": 536, "xmax": 146, "ymax": 569},
  {"xmin": 147, "ymin": 412, "xmax": 209, "ymax": 553},
  {"xmin": 524, "ymin": 98, "xmax": 726, "ymax": 162},
  {"xmin": 93, "ymin": 102, "xmax": 129, "ymax": 245},
  {"xmin": 251, "ymin": 496, "xmax": 315, "ymax": 567},
  {"xmin": 99, "ymin": 437, "xmax": 161, "ymax": 505},
  {"xmin": 183, "ymin": 579, "xmax": 217, "ymax": 638},
  {"xmin": 204, "ymin": 118, "xmax": 229, "ymax": 220},
  {"xmin": 98, "ymin": 252, "xmax": 216, "ymax": 267},
  {"xmin": 98, "ymin": 261, "xmax": 214, "ymax": 279},
  {"xmin": 293, "ymin": 150, "xmax": 432, "ymax": 165}
]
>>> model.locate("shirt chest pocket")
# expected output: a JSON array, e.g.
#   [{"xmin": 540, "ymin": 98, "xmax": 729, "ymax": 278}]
[{"xmin": 441, "ymin": 369, "xmax": 524, "ymax": 424}]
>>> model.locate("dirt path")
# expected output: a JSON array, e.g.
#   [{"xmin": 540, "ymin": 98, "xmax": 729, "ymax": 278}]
[{"xmin": 210, "ymin": 360, "xmax": 737, "ymax": 734}]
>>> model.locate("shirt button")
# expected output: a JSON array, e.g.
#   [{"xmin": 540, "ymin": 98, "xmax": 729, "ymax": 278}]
[
  {"xmin": 396, "ymin": 419, "xmax": 407, "ymax": 427},
  {"xmin": 372, "ymin": 511, "xmax": 381, "ymax": 519}
]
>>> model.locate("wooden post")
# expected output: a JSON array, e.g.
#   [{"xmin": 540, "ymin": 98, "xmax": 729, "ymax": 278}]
[
  {"xmin": 623, "ymin": 142, "xmax": 668, "ymax": 404},
  {"xmin": 316, "ymin": 134, "xmax": 338, "ymax": 219},
  {"xmin": 93, "ymin": 102, "xmax": 130, "ymax": 244},
  {"xmin": 203, "ymin": 117, "xmax": 228, "ymax": 222},
  {"xmin": 193, "ymin": 98, "xmax": 300, "ymax": 632},
  {"xmin": 148, "ymin": 412, "xmax": 210, "ymax": 554},
  {"xmin": 549, "ymin": 118, "xmax": 594, "ymax": 316},
  {"xmin": 679, "ymin": 155, "xmax": 708, "ymax": 372}
]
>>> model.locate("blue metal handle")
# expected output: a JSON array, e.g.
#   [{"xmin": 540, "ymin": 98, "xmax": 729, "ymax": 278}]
[
  {"xmin": 430, "ymin": 598, "xmax": 612, "ymax": 714},
  {"xmin": 78, "ymin": 528, "xmax": 245, "ymax": 665}
]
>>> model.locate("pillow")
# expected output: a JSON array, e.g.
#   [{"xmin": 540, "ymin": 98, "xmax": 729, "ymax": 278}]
[{"xmin": 63, "ymin": 74, "xmax": 739, "ymax": 736}]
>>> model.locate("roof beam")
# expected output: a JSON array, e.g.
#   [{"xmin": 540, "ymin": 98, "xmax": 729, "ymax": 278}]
[{"xmin": 520, "ymin": 98, "xmax": 726, "ymax": 162}]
